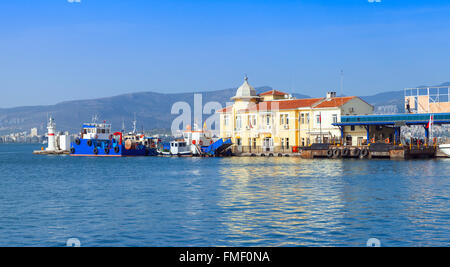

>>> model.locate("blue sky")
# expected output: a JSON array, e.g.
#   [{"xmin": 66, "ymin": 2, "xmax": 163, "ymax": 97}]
[{"xmin": 1, "ymin": 0, "xmax": 450, "ymax": 107}]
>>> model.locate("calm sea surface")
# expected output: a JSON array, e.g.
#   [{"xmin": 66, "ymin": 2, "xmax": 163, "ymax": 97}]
[{"xmin": 0, "ymin": 144, "xmax": 449, "ymax": 247}]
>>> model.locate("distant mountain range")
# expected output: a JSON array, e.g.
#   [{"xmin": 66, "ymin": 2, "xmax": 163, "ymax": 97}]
[{"xmin": 0, "ymin": 83, "xmax": 448, "ymax": 135}]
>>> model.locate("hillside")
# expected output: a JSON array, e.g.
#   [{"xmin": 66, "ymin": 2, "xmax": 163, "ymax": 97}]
[
  {"xmin": 0, "ymin": 87, "xmax": 309, "ymax": 135},
  {"xmin": 2, "ymin": 82, "xmax": 448, "ymax": 135}
]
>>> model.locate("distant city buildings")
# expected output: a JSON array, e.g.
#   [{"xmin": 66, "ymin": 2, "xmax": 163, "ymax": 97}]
[{"xmin": 30, "ymin": 127, "xmax": 38, "ymax": 137}]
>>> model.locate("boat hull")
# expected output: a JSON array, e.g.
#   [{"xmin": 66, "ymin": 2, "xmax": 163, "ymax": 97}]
[
  {"xmin": 439, "ymin": 144, "xmax": 450, "ymax": 157},
  {"xmin": 159, "ymin": 151, "xmax": 193, "ymax": 157},
  {"xmin": 70, "ymin": 139, "xmax": 157, "ymax": 157}
]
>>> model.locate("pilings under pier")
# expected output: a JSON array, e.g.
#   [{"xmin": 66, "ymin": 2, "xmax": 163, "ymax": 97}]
[
  {"xmin": 230, "ymin": 143, "xmax": 441, "ymax": 160},
  {"xmin": 299, "ymin": 144, "xmax": 436, "ymax": 160}
]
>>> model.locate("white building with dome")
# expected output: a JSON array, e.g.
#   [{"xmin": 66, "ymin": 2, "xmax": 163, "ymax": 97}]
[{"xmin": 218, "ymin": 76, "xmax": 374, "ymax": 154}]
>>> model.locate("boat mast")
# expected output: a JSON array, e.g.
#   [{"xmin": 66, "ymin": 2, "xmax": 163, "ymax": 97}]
[{"xmin": 132, "ymin": 113, "xmax": 137, "ymax": 134}]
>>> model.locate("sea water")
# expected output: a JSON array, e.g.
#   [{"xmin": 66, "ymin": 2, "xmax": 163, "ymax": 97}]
[{"xmin": 0, "ymin": 144, "xmax": 449, "ymax": 247}]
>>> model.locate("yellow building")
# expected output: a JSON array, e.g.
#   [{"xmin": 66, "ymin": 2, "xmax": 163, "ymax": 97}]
[{"xmin": 218, "ymin": 77, "xmax": 374, "ymax": 154}]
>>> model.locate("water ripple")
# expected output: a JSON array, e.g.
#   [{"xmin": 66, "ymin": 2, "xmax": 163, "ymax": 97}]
[{"xmin": 0, "ymin": 144, "xmax": 449, "ymax": 246}]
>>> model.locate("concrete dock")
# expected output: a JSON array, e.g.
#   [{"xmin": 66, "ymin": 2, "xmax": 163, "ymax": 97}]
[{"xmin": 33, "ymin": 150, "xmax": 70, "ymax": 155}]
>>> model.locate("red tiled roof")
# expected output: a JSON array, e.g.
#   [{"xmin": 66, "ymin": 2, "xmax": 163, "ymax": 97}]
[
  {"xmin": 240, "ymin": 98, "xmax": 324, "ymax": 112},
  {"xmin": 313, "ymin": 97, "xmax": 356, "ymax": 108},
  {"xmin": 259, "ymin": 90, "xmax": 289, "ymax": 96},
  {"xmin": 217, "ymin": 106, "xmax": 233, "ymax": 113}
]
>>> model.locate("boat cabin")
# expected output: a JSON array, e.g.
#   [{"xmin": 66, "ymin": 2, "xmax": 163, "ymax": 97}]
[
  {"xmin": 81, "ymin": 123, "xmax": 112, "ymax": 140},
  {"xmin": 169, "ymin": 141, "xmax": 191, "ymax": 155}
]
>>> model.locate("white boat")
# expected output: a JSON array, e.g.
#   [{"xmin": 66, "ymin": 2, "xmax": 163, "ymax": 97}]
[
  {"xmin": 439, "ymin": 144, "xmax": 450, "ymax": 157},
  {"xmin": 159, "ymin": 140, "xmax": 192, "ymax": 157},
  {"xmin": 181, "ymin": 124, "xmax": 218, "ymax": 155}
]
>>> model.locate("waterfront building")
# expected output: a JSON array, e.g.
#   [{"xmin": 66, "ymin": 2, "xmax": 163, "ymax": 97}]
[
  {"xmin": 405, "ymin": 85, "xmax": 450, "ymax": 114},
  {"xmin": 218, "ymin": 77, "xmax": 374, "ymax": 153},
  {"xmin": 334, "ymin": 113, "xmax": 450, "ymax": 146},
  {"xmin": 30, "ymin": 128, "xmax": 38, "ymax": 137}
]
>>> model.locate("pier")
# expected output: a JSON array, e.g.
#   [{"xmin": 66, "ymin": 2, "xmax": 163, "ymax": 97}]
[
  {"xmin": 298, "ymin": 143, "xmax": 437, "ymax": 160},
  {"xmin": 33, "ymin": 149, "xmax": 70, "ymax": 155},
  {"xmin": 229, "ymin": 142, "xmax": 445, "ymax": 159}
]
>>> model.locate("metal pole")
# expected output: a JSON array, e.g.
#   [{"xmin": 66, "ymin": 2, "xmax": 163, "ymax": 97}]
[{"xmin": 319, "ymin": 112, "xmax": 322, "ymax": 144}]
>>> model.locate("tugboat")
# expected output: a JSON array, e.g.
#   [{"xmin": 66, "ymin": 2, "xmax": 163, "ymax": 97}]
[{"xmin": 70, "ymin": 119, "xmax": 158, "ymax": 157}]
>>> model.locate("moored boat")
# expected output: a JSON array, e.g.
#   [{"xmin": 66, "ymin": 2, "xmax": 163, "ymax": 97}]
[
  {"xmin": 70, "ymin": 121, "xmax": 159, "ymax": 157},
  {"xmin": 439, "ymin": 144, "xmax": 450, "ymax": 157},
  {"xmin": 159, "ymin": 140, "xmax": 193, "ymax": 157}
]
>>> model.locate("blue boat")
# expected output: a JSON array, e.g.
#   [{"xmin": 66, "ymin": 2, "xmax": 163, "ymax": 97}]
[{"xmin": 70, "ymin": 122, "xmax": 159, "ymax": 157}]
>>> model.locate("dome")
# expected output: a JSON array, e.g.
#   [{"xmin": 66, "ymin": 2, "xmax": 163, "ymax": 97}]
[{"xmin": 232, "ymin": 76, "xmax": 258, "ymax": 100}]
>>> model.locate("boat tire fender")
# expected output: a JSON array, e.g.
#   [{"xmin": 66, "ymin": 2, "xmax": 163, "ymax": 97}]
[
  {"xmin": 75, "ymin": 138, "xmax": 81, "ymax": 146},
  {"xmin": 70, "ymin": 148, "xmax": 75, "ymax": 154},
  {"xmin": 114, "ymin": 146, "xmax": 120, "ymax": 154},
  {"xmin": 93, "ymin": 147, "xmax": 99, "ymax": 155},
  {"xmin": 361, "ymin": 148, "xmax": 369, "ymax": 157},
  {"xmin": 327, "ymin": 149, "xmax": 333, "ymax": 158},
  {"xmin": 342, "ymin": 148, "xmax": 350, "ymax": 157},
  {"xmin": 104, "ymin": 148, "xmax": 110, "ymax": 154},
  {"xmin": 87, "ymin": 140, "xmax": 93, "ymax": 147},
  {"xmin": 333, "ymin": 149, "xmax": 341, "ymax": 158}
]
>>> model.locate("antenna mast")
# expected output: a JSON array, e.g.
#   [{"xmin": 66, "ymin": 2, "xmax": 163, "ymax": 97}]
[
  {"xmin": 132, "ymin": 113, "xmax": 137, "ymax": 134},
  {"xmin": 92, "ymin": 114, "xmax": 99, "ymax": 123}
]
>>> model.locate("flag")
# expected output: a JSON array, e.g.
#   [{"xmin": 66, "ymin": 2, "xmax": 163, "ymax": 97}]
[{"xmin": 426, "ymin": 114, "xmax": 433, "ymax": 129}]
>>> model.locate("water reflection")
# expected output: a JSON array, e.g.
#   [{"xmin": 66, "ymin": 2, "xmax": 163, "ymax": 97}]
[
  {"xmin": 216, "ymin": 158, "xmax": 450, "ymax": 246},
  {"xmin": 217, "ymin": 158, "xmax": 348, "ymax": 246},
  {"xmin": 1, "ymin": 145, "xmax": 449, "ymax": 246}
]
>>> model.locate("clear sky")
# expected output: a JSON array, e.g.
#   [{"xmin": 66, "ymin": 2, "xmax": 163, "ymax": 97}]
[{"xmin": 1, "ymin": 0, "xmax": 450, "ymax": 107}]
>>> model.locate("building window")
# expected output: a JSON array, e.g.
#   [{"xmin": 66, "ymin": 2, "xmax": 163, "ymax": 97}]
[
  {"xmin": 301, "ymin": 114, "xmax": 305, "ymax": 124},
  {"xmin": 237, "ymin": 138, "xmax": 241, "ymax": 146},
  {"xmin": 280, "ymin": 114, "xmax": 289, "ymax": 126},
  {"xmin": 224, "ymin": 115, "xmax": 229, "ymax": 126},
  {"xmin": 248, "ymin": 115, "xmax": 256, "ymax": 128},
  {"xmin": 281, "ymin": 138, "xmax": 285, "ymax": 148},
  {"xmin": 351, "ymin": 125, "xmax": 355, "ymax": 131},
  {"xmin": 236, "ymin": 116, "xmax": 242, "ymax": 130},
  {"xmin": 332, "ymin": 114, "xmax": 338, "ymax": 124},
  {"xmin": 253, "ymin": 138, "xmax": 257, "ymax": 149},
  {"xmin": 286, "ymin": 138, "xmax": 289, "ymax": 149},
  {"xmin": 306, "ymin": 113, "xmax": 310, "ymax": 124},
  {"xmin": 266, "ymin": 115, "xmax": 271, "ymax": 126},
  {"xmin": 316, "ymin": 115, "xmax": 321, "ymax": 124}
]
